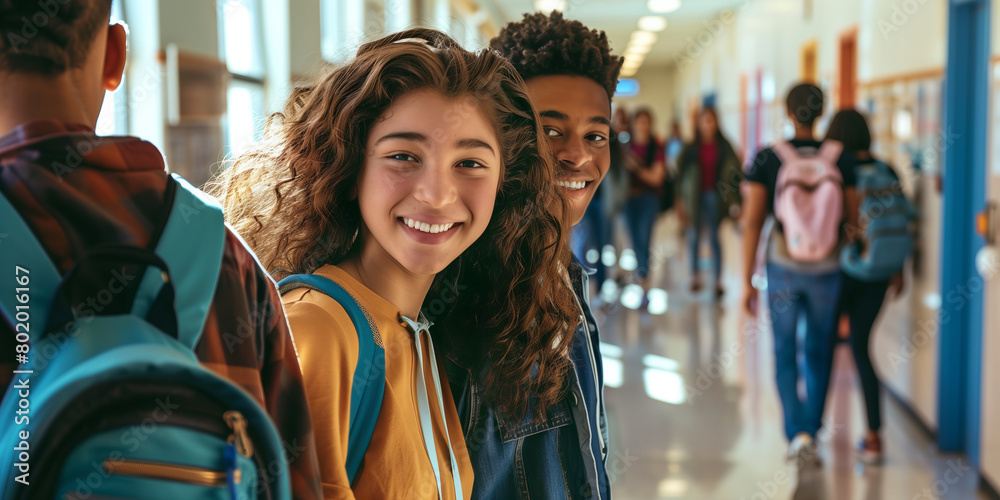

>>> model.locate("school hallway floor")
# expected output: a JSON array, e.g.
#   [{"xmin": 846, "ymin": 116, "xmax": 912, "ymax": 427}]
[{"xmin": 596, "ymin": 214, "xmax": 986, "ymax": 500}]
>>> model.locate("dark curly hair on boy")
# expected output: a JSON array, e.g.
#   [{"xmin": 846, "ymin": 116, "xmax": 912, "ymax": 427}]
[
  {"xmin": 0, "ymin": 0, "xmax": 113, "ymax": 74},
  {"xmin": 490, "ymin": 10, "xmax": 623, "ymax": 99}
]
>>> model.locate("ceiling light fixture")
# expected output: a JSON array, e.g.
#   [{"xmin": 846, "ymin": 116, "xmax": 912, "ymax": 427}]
[
  {"xmin": 625, "ymin": 45, "xmax": 652, "ymax": 57},
  {"xmin": 534, "ymin": 0, "xmax": 567, "ymax": 12},
  {"xmin": 647, "ymin": 0, "xmax": 681, "ymax": 13},
  {"xmin": 629, "ymin": 30, "xmax": 658, "ymax": 46},
  {"xmin": 638, "ymin": 15, "xmax": 668, "ymax": 31}
]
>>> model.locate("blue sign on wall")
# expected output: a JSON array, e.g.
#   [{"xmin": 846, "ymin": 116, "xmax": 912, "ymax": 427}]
[{"xmin": 616, "ymin": 79, "xmax": 639, "ymax": 97}]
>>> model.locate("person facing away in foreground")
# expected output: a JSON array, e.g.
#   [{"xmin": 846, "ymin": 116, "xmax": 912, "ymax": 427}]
[
  {"xmin": 741, "ymin": 82, "xmax": 859, "ymax": 467},
  {"xmin": 0, "ymin": 1, "xmax": 322, "ymax": 497},
  {"xmin": 211, "ymin": 28, "xmax": 580, "ymax": 499},
  {"xmin": 825, "ymin": 108, "xmax": 907, "ymax": 464},
  {"xmin": 442, "ymin": 10, "xmax": 622, "ymax": 500}
]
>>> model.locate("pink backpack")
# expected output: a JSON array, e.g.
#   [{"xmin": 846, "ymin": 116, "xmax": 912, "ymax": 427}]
[{"xmin": 772, "ymin": 140, "xmax": 844, "ymax": 262}]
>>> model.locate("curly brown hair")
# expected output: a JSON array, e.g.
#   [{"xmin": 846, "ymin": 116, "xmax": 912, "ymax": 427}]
[
  {"xmin": 490, "ymin": 10, "xmax": 623, "ymax": 99},
  {"xmin": 209, "ymin": 28, "xmax": 579, "ymax": 421}
]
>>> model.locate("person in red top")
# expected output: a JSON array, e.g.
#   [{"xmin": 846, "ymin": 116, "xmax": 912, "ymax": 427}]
[
  {"xmin": 0, "ymin": 2, "xmax": 322, "ymax": 498},
  {"xmin": 622, "ymin": 108, "xmax": 667, "ymax": 291},
  {"xmin": 675, "ymin": 107, "xmax": 742, "ymax": 297}
]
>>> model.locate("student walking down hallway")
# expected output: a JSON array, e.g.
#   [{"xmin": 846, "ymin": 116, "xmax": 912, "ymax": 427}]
[
  {"xmin": 675, "ymin": 107, "xmax": 743, "ymax": 299},
  {"xmin": 741, "ymin": 83, "xmax": 859, "ymax": 465},
  {"xmin": 623, "ymin": 109, "xmax": 667, "ymax": 292}
]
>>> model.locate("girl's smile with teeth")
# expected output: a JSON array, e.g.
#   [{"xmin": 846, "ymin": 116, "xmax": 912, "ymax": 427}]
[
  {"xmin": 557, "ymin": 180, "xmax": 588, "ymax": 190},
  {"xmin": 401, "ymin": 217, "xmax": 458, "ymax": 234}
]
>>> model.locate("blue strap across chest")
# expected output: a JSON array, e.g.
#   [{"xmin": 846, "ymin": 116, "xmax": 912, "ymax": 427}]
[{"xmin": 278, "ymin": 273, "xmax": 386, "ymax": 484}]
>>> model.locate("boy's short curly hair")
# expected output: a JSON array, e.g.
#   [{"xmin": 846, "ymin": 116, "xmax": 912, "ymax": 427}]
[
  {"xmin": 0, "ymin": 0, "xmax": 113, "ymax": 74},
  {"xmin": 786, "ymin": 82, "xmax": 825, "ymax": 127},
  {"xmin": 490, "ymin": 11, "xmax": 623, "ymax": 99}
]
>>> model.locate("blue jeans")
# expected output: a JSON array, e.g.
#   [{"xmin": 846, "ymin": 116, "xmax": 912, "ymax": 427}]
[
  {"xmin": 624, "ymin": 193, "xmax": 659, "ymax": 280},
  {"xmin": 572, "ymin": 197, "xmax": 610, "ymax": 285},
  {"xmin": 765, "ymin": 263, "xmax": 842, "ymax": 441},
  {"xmin": 686, "ymin": 191, "xmax": 722, "ymax": 277}
]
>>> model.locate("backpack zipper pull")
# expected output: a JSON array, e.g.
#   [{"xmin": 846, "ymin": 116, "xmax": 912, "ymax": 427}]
[{"xmin": 224, "ymin": 410, "xmax": 254, "ymax": 458}]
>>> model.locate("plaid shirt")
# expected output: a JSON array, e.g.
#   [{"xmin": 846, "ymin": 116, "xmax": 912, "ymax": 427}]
[{"xmin": 0, "ymin": 120, "xmax": 322, "ymax": 499}]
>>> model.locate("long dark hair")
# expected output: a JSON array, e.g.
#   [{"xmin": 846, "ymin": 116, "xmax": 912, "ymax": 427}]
[
  {"xmin": 209, "ymin": 28, "xmax": 579, "ymax": 421},
  {"xmin": 634, "ymin": 108, "xmax": 657, "ymax": 166},
  {"xmin": 825, "ymin": 109, "xmax": 872, "ymax": 154},
  {"xmin": 684, "ymin": 106, "xmax": 734, "ymax": 166}
]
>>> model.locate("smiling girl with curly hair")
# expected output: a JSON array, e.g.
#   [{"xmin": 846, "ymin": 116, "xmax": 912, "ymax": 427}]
[{"xmin": 210, "ymin": 28, "xmax": 579, "ymax": 498}]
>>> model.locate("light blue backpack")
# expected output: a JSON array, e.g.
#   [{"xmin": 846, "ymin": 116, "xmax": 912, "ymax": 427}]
[
  {"xmin": 840, "ymin": 161, "xmax": 916, "ymax": 281},
  {"xmin": 0, "ymin": 175, "xmax": 291, "ymax": 499}
]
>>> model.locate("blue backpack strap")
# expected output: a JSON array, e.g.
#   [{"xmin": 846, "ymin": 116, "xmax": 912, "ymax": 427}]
[
  {"xmin": 278, "ymin": 273, "xmax": 385, "ymax": 483},
  {"xmin": 0, "ymin": 189, "xmax": 61, "ymax": 337},
  {"xmin": 132, "ymin": 174, "xmax": 226, "ymax": 349}
]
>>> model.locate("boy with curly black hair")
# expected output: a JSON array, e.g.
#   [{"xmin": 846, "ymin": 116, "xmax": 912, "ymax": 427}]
[{"xmin": 445, "ymin": 10, "xmax": 621, "ymax": 500}]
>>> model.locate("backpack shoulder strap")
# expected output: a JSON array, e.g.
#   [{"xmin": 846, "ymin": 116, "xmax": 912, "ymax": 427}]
[
  {"xmin": 278, "ymin": 273, "xmax": 386, "ymax": 484},
  {"xmin": 818, "ymin": 140, "xmax": 844, "ymax": 164},
  {"xmin": 771, "ymin": 142, "xmax": 798, "ymax": 164},
  {"xmin": 0, "ymin": 189, "xmax": 61, "ymax": 333},
  {"xmin": 132, "ymin": 174, "xmax": 226, "ymax": 349}
]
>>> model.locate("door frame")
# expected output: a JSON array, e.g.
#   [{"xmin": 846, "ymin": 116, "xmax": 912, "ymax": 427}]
[{"xmin": 938, "ymin": 0, "xmax": 990, "ymax": 465}]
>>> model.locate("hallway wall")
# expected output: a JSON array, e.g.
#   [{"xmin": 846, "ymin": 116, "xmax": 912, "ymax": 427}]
[
  {"xmin": 643, "ymin": 0, "xmax": 1000, "ymax": 488},
  {"xmin": 659, "ymin": 0, "xmax": 946, "ymax": 427},
  {"xmin": 627, "ymin": 0, "xmax": 951, "ymax": 462},
  {"xmin": 979, "ymin": 1, "xmax": 1000, "ymax": 488}
]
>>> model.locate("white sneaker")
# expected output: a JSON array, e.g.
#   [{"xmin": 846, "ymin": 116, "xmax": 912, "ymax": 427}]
[{"xmin": 786, "ymin": 433, "xmax": 821, "ymax": 467}]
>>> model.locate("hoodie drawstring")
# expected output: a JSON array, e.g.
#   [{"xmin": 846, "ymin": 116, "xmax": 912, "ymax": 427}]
[{"xmin": 403, "ymin": 315, "xmax": 464, "ymax": 499}]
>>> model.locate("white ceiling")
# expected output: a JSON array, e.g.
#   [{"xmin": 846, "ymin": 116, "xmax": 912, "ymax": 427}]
[{"xmin": 480, "ymin": 0, "xmax": 746, "ymax": 68}]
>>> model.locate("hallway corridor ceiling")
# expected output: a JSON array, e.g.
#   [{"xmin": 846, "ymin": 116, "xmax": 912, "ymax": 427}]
[{"xmin": 481, "ymin": 0, "xmax": 747, "ymax": 68}]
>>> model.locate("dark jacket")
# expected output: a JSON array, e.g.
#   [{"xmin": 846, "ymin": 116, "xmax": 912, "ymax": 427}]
[
  {"xmin": 444, "ymin": 257, "xmax": 610, "ymax": 499},
  {"xmin": 677, "ymin": 138, "xmax": 743, "ymax": 226}
]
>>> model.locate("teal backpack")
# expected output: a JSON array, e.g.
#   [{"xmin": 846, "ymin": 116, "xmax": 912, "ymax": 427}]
[
  {"xmin": 277, "ymin": 274, "xmax": 385, "ymax": 484},
  {"xmin": 0, "ymin": 174, "xmax": 291, "ymax": 499},
  {"xmin": 840, "ymin": 160, "xmax": 917, "ymax": 281}
]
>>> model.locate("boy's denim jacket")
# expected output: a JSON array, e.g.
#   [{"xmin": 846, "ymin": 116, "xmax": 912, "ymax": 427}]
[{"xmin": 444, "ymin": 257, "xmax": 610, "ymax": 499}]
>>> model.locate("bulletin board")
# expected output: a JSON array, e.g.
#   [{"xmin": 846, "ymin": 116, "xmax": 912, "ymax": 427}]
[{"xmin": 857, "ymin": 69, "xmax": 944, "ymax": 280}]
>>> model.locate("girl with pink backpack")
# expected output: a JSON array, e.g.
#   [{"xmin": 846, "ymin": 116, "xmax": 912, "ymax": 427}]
[{"xmin": 741, "ymin": 83, "xmax": 860, "ymax": 467}]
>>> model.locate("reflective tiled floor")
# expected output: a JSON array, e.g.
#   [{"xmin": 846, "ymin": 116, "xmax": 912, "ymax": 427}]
[{"xmin": 595, "ymin": 215, "xmax": 985, "ymax": 500}]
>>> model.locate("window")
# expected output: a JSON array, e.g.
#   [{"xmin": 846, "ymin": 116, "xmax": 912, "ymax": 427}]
[
  {"xmin": 322, "ymin": 0, "xmax": 366, "ymax": 63},
  {"xmin": 220, "ymin": 0, "xmax": 264, "ymax": 78},
  {"xmin": 96, "ymin": 1, "xmax": 128, "ymax": 136},
  {"xmin": 219, "ymin": 0, "xmax": 266, "ymax": 156}
]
